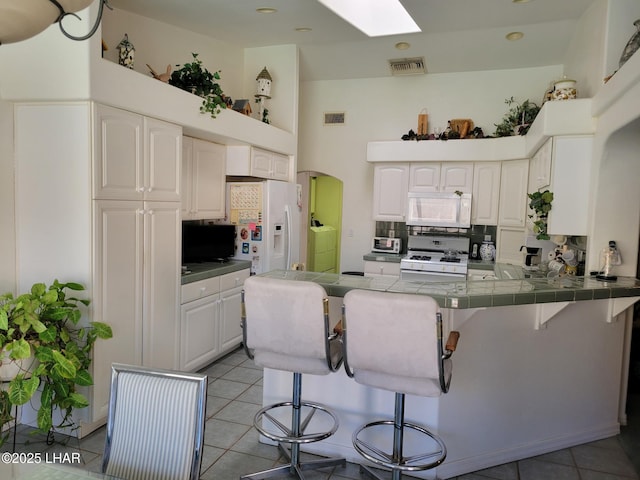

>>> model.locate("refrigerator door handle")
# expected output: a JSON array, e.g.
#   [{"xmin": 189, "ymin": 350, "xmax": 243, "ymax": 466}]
[{"xmin": 284, "ymin": 204, "xmax": 291, "ymax": 270}]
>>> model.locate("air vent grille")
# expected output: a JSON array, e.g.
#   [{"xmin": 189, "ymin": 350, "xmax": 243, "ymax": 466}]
[
  {"xmin": 324, "ymin": 112, "xmax": 346, "ymax": 125},
  {"xmin": 389, "ymin": 57, "xmax": 426, "ymax": 75}
]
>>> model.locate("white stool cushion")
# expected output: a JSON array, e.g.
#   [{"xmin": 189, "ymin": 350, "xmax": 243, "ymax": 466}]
[
  {"xmin": 244, "ymin": 276, "xmax": 336, "ymax": 375},
  {"xmin": 344, "ymin": 289, "xmax": 450, "ymax": 397}
]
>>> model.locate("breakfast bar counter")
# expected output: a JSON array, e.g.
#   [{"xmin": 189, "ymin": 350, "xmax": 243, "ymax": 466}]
[{"xmin": 258, "ymin": 269, "xmax": 640, "ymax": 479}]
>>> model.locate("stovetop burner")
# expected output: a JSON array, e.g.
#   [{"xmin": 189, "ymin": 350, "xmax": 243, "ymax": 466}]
[
  {"xmin": 410, "ymin": 255, "xmax": 432, "ymax": 261},
  {"xmin": 440, "ymin": 256, "xmax": 462, "ymax": 263}
]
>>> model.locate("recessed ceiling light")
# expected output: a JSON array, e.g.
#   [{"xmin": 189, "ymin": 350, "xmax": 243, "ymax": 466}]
[
  {"xmin": 295, "ymin": 27, "xmax": 312, "ymax": 32},
  {"xmin": 512, "ymin": 0, "xmax": 531, "ymax": 3},
  {"xmin": 395, "ymin": 42, "xmax": 411, "ymax": 50},
  {"xmin": 256, "ymin": 8, "xmax": 277, "ymax": 14},
  {"xmin": 318, "ymin": 0, "xmax": 420, "ymax": 37},
  {"xmin": 506, "ymin": 31, "xmax": 524, "ymax": 41}
]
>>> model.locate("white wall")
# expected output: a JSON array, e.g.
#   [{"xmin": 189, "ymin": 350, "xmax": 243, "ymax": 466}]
[
  {"xmin": 298, "ymin": 66, "xmax": 562, "ymax": 272},
  {"xmin": 101, "ymin": 7, "xmax": 244, "ymax": 105},
  {"xmin": 0, "ymin": 100, "xmax": 15, "ymax": 294},
  {"xmin": 563, "ymin": 0, "xmax": 608, "ymax": 99}
]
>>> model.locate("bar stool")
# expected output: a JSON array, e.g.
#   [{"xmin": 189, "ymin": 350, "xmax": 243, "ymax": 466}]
[
  {"xmin": 342, "ymin": 289, "xmax": 460, "ymax": 480},
  {"xmin": 240, "ymin": 276, "xmax": 346, "ymax": 480}
]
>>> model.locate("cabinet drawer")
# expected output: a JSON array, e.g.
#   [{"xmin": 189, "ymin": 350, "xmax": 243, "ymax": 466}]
[
  {"xmin": 363, "ymin": 261, "xmax": 400, "ymax": 277},
  {"xmin": 181, "ymin": 276, "xmax": 221, "ymax": 304},
  {"xmin": 220, "ymin": 269, "xmax": 250, "ymax": 291}
]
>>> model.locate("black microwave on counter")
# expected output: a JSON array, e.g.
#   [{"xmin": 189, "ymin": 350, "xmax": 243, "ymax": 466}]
[{"xmin": 182, "ymin": 223, "xmax": 235, "ymax": 263}]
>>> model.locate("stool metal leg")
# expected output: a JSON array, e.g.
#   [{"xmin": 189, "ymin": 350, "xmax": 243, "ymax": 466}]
[
  {"xmin": 353, "ymin": 392, "xmax": 447, "ymax": 479},
  {"xmin": 241, "ymin": 372, "xmax": 345, "ymax": 480}
]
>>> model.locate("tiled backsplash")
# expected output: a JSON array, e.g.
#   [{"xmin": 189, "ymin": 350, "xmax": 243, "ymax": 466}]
[{"xmin": 375, "ymin": 222, "xmax": 497, "ymax": 255}]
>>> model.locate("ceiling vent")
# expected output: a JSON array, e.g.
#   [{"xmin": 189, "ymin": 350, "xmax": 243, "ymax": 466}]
[
  {"xmin": 324, "ymin": 112, "xmax": 346, "ymax": 125},
  {"xmin": 389, "ymin": 57, "xmax": 426, "ymax": 76}
]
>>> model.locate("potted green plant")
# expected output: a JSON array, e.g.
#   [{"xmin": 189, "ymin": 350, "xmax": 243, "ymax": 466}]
[
  {"xmin": 494, "ymin": 97, "xmax": 541, "ymax": 137},
  {"xmin": 0, "ymin": 280, "xmax": 112, "ymax": 445},
  {"xmin": 169, "ymin": 53, "xmax": 227, "ymax": 118},
  {"xmin": 528, "ymin": 190, "xmax": 554, "ymax": 240}
]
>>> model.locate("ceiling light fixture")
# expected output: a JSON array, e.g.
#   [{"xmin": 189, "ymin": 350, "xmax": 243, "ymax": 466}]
[
  {"xmin": 505, "ymin": 31, "xmax": 524, "ymax": 41},
  {"xmin": 512, "ymin": 0, "xmax": 531, "ymax": 3},
  {"xmin": 0, "ymin": 0, "xmax": 110, "ymax": 45},
  {"xmin": 395, "ymin": 42, "xmax": 411, "ymax": 50},
  {"xmin": 317, "ymin": 0, "xmax": 421, "ymax": 37},
  {"xmin": 295, "ymin": 27, "xmax": 312, "ymax": 32},
  {"xmin": 256, "ymin": 8, "xmax": 277, "ymax": 14}
]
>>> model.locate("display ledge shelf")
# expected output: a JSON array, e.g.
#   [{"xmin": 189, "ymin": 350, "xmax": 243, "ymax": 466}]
[
  {"xmin": 91, "ymin": 59, "xmax": 296, "ymax": 155},
  {"xmin": 367, "ymin": 99, "xmax": 595, "ymax": 163}
]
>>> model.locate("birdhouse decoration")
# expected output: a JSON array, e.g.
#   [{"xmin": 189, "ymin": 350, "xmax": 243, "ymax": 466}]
[
  {"xmin": 255, "ymin": 66, "xmax": 273, "ymax": 123},
  {"xmin": 255, "ymin": 66, "xmax": 272, "ymax": 98},
  {"xmin": 117, "ymin": 34, "xmax": 135, "ymax": 69}
]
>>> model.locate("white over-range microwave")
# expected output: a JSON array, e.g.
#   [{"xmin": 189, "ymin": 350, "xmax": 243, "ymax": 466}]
[{"xmin": 406, "ymin": 192, "xmax": 472, "ymax": 228}]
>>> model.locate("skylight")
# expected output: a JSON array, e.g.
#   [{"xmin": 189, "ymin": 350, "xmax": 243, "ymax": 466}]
[{"xmin": 317, "ymin": 0, "xmax": 421, "ymax": 37}]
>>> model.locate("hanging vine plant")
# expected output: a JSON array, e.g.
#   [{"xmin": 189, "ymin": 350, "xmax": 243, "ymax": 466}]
[
  {"xmin": 528, "ymin": 190, "xmax": 553, "ymax": 240},
  {"xmin": 169, "ymin": 53, "xmax": 227, "ymax": 119}
]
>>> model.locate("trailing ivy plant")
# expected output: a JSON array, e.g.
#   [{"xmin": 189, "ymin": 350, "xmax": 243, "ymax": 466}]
[
  {"xmin": 169, "ymin": 53, "xmax": 227, "ymax": 118},
  {"xmin": 494, "ymin": 97, "xmax": 541, "ymax": 137},
  {"xmin": 528, "ymin": 190, "xmax": 554, "ymax": 240},
  {"xmin": 0, "ymin": 281, "xmax": 112, "ymax": 443}
]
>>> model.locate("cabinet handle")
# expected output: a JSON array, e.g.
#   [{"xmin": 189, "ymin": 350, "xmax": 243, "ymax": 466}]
[
  {"xmin": 147, "ymin": 187, "xmax": 153, "ymax": 192},
  {"xmin": 147, "ymin": 209, "xmax": 154, "ymax": 215},
  {"xmin": 137, "ymin": 187, "xmax": 145, "ymax": 193}
]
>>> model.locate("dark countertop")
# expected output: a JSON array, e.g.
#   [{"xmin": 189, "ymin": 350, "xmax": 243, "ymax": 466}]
[
  {"xmin": 181, "ymin": 259, "xmax": 252, "ymax": 284},
  {"xmin": 259, "ymin": 269, "xmax": 640, "ymax": 309}
]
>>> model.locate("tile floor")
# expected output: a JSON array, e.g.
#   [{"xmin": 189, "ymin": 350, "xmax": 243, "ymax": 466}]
[{"xmin": 3, "ymin": 348, "xmax": 639, "ymax": 480}]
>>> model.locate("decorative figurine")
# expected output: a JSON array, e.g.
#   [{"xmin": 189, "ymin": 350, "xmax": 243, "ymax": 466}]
[
  {"xmin": 117, "ymin": 34, "xmax": 135, "ymax": 69},
  {"xmin": 146, "ymin": 64, "xmax": 172, "ymax": 83}
]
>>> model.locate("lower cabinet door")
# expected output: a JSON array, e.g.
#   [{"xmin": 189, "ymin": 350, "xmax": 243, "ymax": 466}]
[
  {"xmin": 220, "ymin": 285, "xmax": 244, "ymax": 353},
  {"xmin": 180, "ymin": 295, "xmax": 221, "ymax": 371}
]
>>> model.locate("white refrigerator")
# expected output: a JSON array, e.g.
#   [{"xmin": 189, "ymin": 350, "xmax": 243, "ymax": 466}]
[{"xmin": 227, "ymin": 180, "xmax": 301, "ymax": 274}]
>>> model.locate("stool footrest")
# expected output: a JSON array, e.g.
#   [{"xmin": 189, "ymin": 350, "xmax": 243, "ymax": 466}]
[
  {"xmin": 254, "ymin": 400, "xmax": 340, "ymax": 444},
  {"xmin": 353, "ymin": 420, "xmax": 447, "ymax": 472}
]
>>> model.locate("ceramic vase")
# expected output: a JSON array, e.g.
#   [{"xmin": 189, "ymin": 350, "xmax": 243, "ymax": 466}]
[
  {"xmin": 619, "ymin": 19, "xmax": 640, "ymax": 69},
  {"xmin": 479, "ymin": 241, "xmax": 496, "ymax": 262}
]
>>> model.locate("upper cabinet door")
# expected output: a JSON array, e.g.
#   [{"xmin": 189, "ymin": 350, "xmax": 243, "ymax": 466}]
[
  {"xmin": 440, "ymin": 163, "xmax": 474, "ymax": 193},
  {"xmin": 409, "ymin": 164, "xmax": 440, "ymax": 192},
  {"xmin": 373, "ymin": 163, "xmax": 409, "ymax": 221},
  {"xmin": 191, "ymin": 138, "xmax": 226, "ymax": 219},
  {"xmin": 472, "ymin": 162, "xmax": 501, "ymax": 226},
  {"xmin": 93, "ymin": 104, "xmax": 181, "ymax": 202},
  {"xmin": 498, "ymin": 159, "xmax": 529, "ymax": 227},
  {"xmin": 93, "ymin": 104, "xmax": 144, "ymax": 200},
  {"xmin": 145, "ymin": 117, "xmax": 182, "ymax": 202}
]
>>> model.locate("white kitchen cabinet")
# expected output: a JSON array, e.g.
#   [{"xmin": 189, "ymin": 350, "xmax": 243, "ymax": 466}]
[
  {"xmin": 544, "ymin": 136, "xmax": 593, "ymax": 236},
  {"xmin": 93, "ymin": 104, "xmax": 181, "ymax": 202},
  {"xmin": 14, "ymin": 103, "xmax": 182, "ymax": 434},
  {"xmin": 364, "ymin": 260, "xmax": 401, "ymax": 278},
  {"xmin": 498, "ymin": 159, "xmax": 529, "ymax": 227},
  {"xmin": 496, "ymin": 226, "xmax": 526, "ymax": 264},
  {"xmin": 472, "ymin": 162, "xmax": 501, "ymax": 225},
  {"xmin": 226, "ymin": 145, "xmax": 291, "ymax": 181},
  {"xmin": 372, "ymin": 163, "xmax": 409, "ymax": 221},
  {"xmin": 92, "ymin": 200, "xmax": 181, "ymax": 419},
  {"xmin": 408, "ymin": 163, "xmax": 473, "ymax": 193},
  {"xmin": 408, "ymin": 164, "xmax": 440, "ymax": 192},
  {"xmin": 528, "ymin": 137, "xmax": 553, "ymax": 191},
  {"xmin": 180, "ymin": 269, "xmax": 249, "ymax": 372},
  {"xmin": 181, "ymin": 136, "xmax": 226, "ymax": 220}
]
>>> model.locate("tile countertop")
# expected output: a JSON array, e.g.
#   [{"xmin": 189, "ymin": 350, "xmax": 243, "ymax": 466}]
[
  {"xmin": 260, "ymin": 269, "xmax": 640, "ymax": 309},
  {"xmin": 181, "ymin": 259, "xmax": 252, "ymax": 284}
]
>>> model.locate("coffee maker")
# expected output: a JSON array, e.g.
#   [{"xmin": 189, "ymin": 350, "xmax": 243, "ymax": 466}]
[
  {"xmin": 521, "ymin": 234, "xmax": 557, "ymax": 270},
  {"xmin": 520, "ymin": 245, "xmax": 541, "ymax": 269}
]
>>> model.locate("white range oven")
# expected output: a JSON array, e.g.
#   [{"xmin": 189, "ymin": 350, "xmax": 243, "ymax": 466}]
[{"xmin": 400, "ymin": 235, "xmax": 469, "ymax": 282}]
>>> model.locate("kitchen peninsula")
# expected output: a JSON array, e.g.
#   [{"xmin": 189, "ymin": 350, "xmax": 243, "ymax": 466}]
[{"xmin": 258, "ymin": 270, "xmax": 640, "ymax": 479}]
